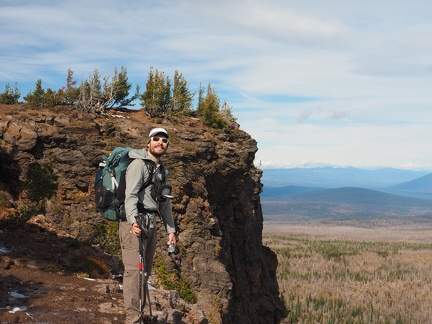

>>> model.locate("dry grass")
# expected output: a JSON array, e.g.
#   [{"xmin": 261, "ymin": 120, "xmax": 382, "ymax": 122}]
[{"xmin": 264, "ymin": 219, "xmax": 432, "ymax": 323}]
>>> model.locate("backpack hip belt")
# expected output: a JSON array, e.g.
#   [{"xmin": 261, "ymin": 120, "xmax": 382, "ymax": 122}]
[{"xmin": 137, "ymin": 212, "xmax": 157, "ymax": 230}]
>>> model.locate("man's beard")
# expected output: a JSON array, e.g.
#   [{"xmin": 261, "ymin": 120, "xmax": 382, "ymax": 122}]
[{"xmin": 149, "ymin": 147, "xmax": 164, "ymax": 159}]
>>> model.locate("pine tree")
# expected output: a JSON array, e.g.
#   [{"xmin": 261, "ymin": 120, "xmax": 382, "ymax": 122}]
[
  {"xmin": 109, "ymin": 66, "xmax": 140, "ymax": 108},
  {"xmin": 140, "ymin": 68, "xmax": 172, "ymax": 117},
  {"xmin": 91, "ymin": 69, "xmax": 102, "ymax": 104},
  {"xmin": 197, "ymin": 83, "xmax": 227, "ymax": 129},
  {"xmin": 156, "ymin": 70, "xmax": 171, "ymax": 114},
  {"xmin": 43, "ymin": 88, "xmax": 61, "ymax": 107},
  {"xmin": 140, "ymin": 67, "xmax": 157, "ymax": 115},
  {"xmin": 78, "ymin": 69, "xmax": 106, "ymax": 113},
  {"xmin": 197, "ymin": 83, "xmax": 204, "ymax": 113},
  {"xmin": 220, "ymin": 101, "xmax": 237, "ymax": 124},
  {"xmin": 59, "ymin": 68, "xmax": 79, "ymax": 105},
  {"xmin": 24, "ymin": 79, "xmax": 45, "ymax": 107},
  {"xmin": 0, "ymin": 82, "xmax": 21, "ymax": 104},
  {"xmin": 171, "ymin": 70, "xmax": 193, "ymax": 114}
]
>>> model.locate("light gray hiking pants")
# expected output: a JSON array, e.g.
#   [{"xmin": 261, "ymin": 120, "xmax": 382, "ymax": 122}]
[{"xmin": 119, "ymin": 216, "xmax": 157, "ymax": 324}]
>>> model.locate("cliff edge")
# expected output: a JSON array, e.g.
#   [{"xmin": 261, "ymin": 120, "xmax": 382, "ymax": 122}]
[{"xmin": 0, "ymin": 104, "xmax": 286, "ymax": 323}]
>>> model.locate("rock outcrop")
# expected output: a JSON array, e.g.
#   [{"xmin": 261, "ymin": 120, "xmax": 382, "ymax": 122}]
[{"xmin": 0, "ymin": 105, "xmax": 286, "ymax": 323}]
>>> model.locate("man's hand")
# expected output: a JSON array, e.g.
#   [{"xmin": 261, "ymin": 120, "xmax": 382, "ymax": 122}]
[
  {"xmin": 132, "ymin": 222, "xmax": 141, "ymax": 236},
  {"xmin": 168, "ymin": 232, "xmax": 176, "ymax": 245}
]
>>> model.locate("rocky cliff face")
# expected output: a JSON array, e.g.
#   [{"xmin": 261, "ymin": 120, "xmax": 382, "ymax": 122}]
[{"xmin": 0, "ymin": 105, "xmax": 286, "ymax": 323}]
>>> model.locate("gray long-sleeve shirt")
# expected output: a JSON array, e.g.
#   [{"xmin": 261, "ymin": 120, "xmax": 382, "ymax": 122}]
[{"xmin": 124, "ymin": 148, "xmax": 175, "ymax": 233}]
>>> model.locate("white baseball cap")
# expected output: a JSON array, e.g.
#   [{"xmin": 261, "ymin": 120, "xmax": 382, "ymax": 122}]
[{"xmin": 149, "ymin": 127, "xmax": 169, "ymax": 138}]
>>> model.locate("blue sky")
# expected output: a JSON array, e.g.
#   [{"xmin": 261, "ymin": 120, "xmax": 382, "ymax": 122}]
[{"xmin": 1, "ymin": 0, "xmax": 432, "ymax": 170}]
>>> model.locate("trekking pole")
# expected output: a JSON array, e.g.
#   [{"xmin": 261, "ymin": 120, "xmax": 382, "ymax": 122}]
[
  {"xmin": 136, "ymin": 216, "xmax": 145, "ymax": 322},
  {"xmin": 144, "ymin": 262, "xmax": 152, "ymax": 317},
  {"xmin": 138, "ymin": 230, "xmax": 145, "ymax": 321},
  {"xmin": 135, "ymin": 215, "xmax": 152, "ymax": 320}
]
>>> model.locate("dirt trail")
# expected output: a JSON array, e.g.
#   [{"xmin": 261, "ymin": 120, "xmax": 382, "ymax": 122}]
[
  {"xmin": 0, "ymin": 265, "xmax": 125, "ymax": 323},
  {"xmin": 0, "ymin": 218, "xmax": 127, "ymax": 323}
]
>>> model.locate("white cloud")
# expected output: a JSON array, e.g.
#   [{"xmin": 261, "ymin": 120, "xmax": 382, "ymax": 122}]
[{"xmin": 1, "ymin": 0, "xmax": 432, "ymax": 169}]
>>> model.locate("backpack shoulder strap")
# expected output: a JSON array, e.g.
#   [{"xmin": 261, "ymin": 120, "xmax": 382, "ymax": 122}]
[
  {"xmin": 159, "ymin": 163, "xmax": 167, "ymax": 184},
  {"xmin": 139, "ymin": 159, "xmax": 156, "ymax": 192}
]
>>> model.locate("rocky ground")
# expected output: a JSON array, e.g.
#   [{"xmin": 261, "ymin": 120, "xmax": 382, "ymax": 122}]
[{"xmin": 0, "ymin": 215, "xmax": 206, "ymax": 324}]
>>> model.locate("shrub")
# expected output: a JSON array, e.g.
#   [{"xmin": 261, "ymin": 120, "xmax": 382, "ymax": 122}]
[
  {"xmin": 25, "ymin": 162, "xmax": 58, "ymax": 203},
  {"xmin": 154, "ymin": 256, "xmax": 197, "ymax": 303},
  {"xmin": 91, "ymin": 222, "xmax": 121, "ymax": 255}
]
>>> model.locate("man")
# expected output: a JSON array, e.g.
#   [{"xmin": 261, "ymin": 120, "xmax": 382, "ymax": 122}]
[{"xmin": 119, "ymin": 127, "xmax": 176, "ymax": 323}]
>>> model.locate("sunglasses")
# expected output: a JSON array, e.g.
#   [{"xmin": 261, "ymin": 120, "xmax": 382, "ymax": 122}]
[{"xmin": 151, "ymin": 136, "xmax": 169, "ymax": 144}]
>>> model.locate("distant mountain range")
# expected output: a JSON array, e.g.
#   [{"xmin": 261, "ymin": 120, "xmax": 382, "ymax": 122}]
[
  {"xmin": 260, "ymin": 167, "xmax": 432, "ymax": 220},
  {"xmin": 261, "ymin": 166, "xmax": 431, "ymax": 188},
  {"xmin": 386, "ymin": 173, "xmax": 432, "ymax": 197}
]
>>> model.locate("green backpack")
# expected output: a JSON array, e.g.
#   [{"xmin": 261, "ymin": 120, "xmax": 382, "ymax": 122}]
[{"xmin": 95, "ymin": 147, "xmax": 149, "ymax": 221}]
